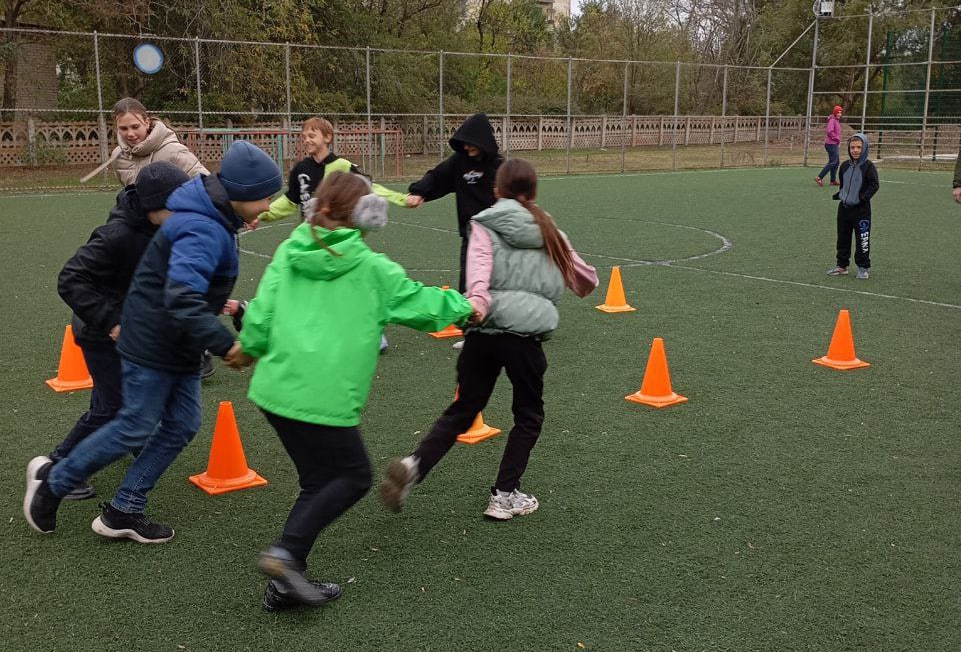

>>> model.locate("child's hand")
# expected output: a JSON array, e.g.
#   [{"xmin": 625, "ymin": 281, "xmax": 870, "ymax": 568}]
[
  {"xmin": 467, "ymin": 297, "xmax": 486, "ymax": 323},
  {"xmin": 223, "ymin": 300, "xmax": 241, "ymax": 315},
  {"xmin": 223, "ymin": 341, "xmax": 254, "ymax": 369},
  {"xmin": 953, "ymin": 187, "xmax": 961, "ymax": 204},
  {"xmin": 406, "ymin": 194, "xmax": 424, "ymax": 208},
  {"xmin": 109, "ymin": 324, "xmax": 121, "ymax": 341}
]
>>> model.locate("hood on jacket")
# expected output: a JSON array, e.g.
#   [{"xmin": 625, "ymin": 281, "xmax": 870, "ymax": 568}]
[
  {"xmin": 106, "ymin": 186, "xmax": 157, "ymax": 234},
  {"xmin": 449, "ymin": 113, "xmax": 500, "ymax": 160},
  {"xmin": 118, "ymin": 118, "xmax": 176, "ymax": 156},
  {"xmin": 848, "ymin": 132, "xmax": 869, "ymax": 164},
  {"xmin": 165, "ymin": 174, "xmax": 244, "ymax": 234},
  {"xmin": 287, "ymin": 223, "xmax": 368, "ymax": 280},
  {"xmin": 473, "ymin": 199, "xmax": 544, "ymax": 249}
]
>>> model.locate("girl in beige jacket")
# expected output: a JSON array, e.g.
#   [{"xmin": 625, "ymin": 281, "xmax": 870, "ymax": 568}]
[{"xmin": 83, "ymin": 97, "xmax": 208, "ymax": 186}]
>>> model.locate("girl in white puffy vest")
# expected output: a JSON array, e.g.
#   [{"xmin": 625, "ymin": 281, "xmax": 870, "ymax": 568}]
[{"xmin": 380, "ymin": 158, "xmax": 599, "ymax": 520}]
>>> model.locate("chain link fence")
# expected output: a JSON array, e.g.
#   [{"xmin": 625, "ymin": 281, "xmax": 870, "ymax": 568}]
[{"xmin": 1, "ymin": 9, "xmax": 959, "ymax": 192}]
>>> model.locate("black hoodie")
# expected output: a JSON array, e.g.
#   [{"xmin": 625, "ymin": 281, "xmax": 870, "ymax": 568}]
[
  {"xmin": 408, "ymin": 113, "xmax": 504, "ymax": 237},
  {"xmin": 58, "ymin": 187, "xmax": 158, "ymax": 345}
]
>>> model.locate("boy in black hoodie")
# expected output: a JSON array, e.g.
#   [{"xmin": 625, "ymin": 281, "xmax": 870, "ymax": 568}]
[
  {"xmin": 826, "ymin": 133, "xmax": 879, "ymax": 280},
  {"xmin": 52, "ymin": 162, "xmax": 190, "ymax": 500},
  {"xmin": 408, "ymin": 113, "xmax": 503, "ymax": 294}
]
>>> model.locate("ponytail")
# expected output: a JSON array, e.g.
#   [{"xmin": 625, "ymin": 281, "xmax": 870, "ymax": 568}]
[{"xmin": 495, "ymin": 159, "xmax": 576, "ymax": 285}]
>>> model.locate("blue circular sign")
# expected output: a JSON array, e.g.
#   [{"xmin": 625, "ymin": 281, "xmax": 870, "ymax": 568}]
[{"xmin": 133, "ymin": 43, "xmax": 164, "ymax": 75}]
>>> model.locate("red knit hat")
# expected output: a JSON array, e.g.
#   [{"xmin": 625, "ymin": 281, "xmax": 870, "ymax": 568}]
[{"xmin": 833, "ymin": 105, "xmax": 843, "ymax": 115}]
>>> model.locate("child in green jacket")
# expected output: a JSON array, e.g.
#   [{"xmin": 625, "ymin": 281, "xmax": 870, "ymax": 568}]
[{"xmin": 229, "ymin": 171, "xmax": 474, "ymax": 612}]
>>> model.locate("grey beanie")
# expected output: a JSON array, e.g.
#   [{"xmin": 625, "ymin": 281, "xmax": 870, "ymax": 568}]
[{"xmin": 136, "ymin": 161, "xmax": 190, "ymax": 212}]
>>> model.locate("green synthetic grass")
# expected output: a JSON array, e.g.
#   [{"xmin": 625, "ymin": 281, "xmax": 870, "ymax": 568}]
[{"xmin": 1, "ymin": 167, "xmax": 959, "ymax": 651}]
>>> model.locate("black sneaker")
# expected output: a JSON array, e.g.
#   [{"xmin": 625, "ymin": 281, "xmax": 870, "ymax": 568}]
[
  {"xmin": 91, "ymin": 502, "xmax": 174, "ymax": 543},
  {"xmin": 62, "ymin": 481, "xmax": 97, "ymax": 501},
  {"xmin": 23, "ymin": 456, "xmax": 62, "ymax": 534},
  {"xmin": 200, "ymin": 351, "xmax": 215, "ymax": 380},
  {"xmin": 257, "ymin": 546, "xmax": 335, "ymax": 607},
  {"xmin": 262, "ymin": 579, "xmax": 341, "ymax": 612}
]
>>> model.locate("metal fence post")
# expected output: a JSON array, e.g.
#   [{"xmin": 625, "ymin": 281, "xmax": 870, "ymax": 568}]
[
  {"xmin": 764, "ymin": 67, "xmax": 772, "ymax": 166},
  {"xmin": 566, "ymin": 57, "xmax": 573, "ymax": 175},
  {"xmin": 93, "ymin": 32, "xmax": 108, "ymax": 166},
  {"xmin": 673, "ymin": 61, "xmax": 680, "ymax": 172},
  {"xmin": 284, "ymin": 42, "xmax": 292, "ymax": 168},
  {"xmin": 720, "ymin": 65, "xmax": 728, "ymax": 168},
  {"xmin": 505, "ymin": 53, "xmax": 512, "ymax": 156},
  {"xmin": 621, "ymin": 61, "xmax": 629, "ymax": 173},
  {"xmin": 438, "ymin": 51, "xmax": 445, "ymax": 160},
  {"xmin": 366, "ymin": 46, "xmax": 373, "ymax": 174},
  {"xmin": 920, "ymin": 8, "xmax": 936, "ymax": 164},
  {"xmin": 194, "ymin": 37, "xmax": 203, "ymax": 133},
  {"xmin": 861, "ymin": 12, "xmax": 873, "ymax": 133},
  {"xmin": 804, "ymin": 19, "xmax": 819, "ymax": 166}
]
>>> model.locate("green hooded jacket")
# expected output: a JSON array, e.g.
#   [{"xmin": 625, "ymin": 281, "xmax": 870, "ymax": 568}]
[{"xmin": 241, "ymin": 223, "xmax": 472, "ymax": 426}]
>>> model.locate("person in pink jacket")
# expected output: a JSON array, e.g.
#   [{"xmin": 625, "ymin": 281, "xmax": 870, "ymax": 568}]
[{"xmin": 816, "ymin": 105, "xmax": 843, "ymax": 187}]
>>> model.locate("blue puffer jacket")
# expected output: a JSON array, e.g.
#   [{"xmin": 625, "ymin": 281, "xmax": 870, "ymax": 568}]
[{"xmin": 116, "ymin": 174, "xmax": 241, "ymax": 373}]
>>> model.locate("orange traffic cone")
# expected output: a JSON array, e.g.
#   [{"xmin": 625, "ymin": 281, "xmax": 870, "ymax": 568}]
[
  {"xmin": 189, "ymin": 401, "xmax": 268, "ymax": 495},
  {"xmin": 450, "ymin": 386, "xmax": 501, "ymax": 444},
  {"xmin": 596, "ymin": 266, "xmax": 636, "ymax": 313},
  {"xmin": 46, "ymin": 325, "xmax": 94, "ymax": 392},
  {"xmin": 813, "ymin": 309, "xmax": 870, "ymax": 371},
  {"xmin": 625, "ymin": 337, "xmax": 688, "ymax": 408},
  {"xmin": 429, "ymin": 286, "xmax": 464, "ymax": 338},
  {"xmin": 457, "ymin": 412, "xmax": 502, "ymax": 445}
]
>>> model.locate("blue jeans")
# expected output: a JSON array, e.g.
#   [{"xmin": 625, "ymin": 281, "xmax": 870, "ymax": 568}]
[
  {"xmin": 819, "ymin": 144, "xmax": 840, "ymax": 182},
  {"xmin": 48, "ymin": 359, "xmax": 202, "ymax": 513}
]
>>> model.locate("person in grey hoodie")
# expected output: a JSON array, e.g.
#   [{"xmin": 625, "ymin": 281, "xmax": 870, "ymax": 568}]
[{"xmin": 826, "ymin": 133, "xmax": 879, "ymax": 280}]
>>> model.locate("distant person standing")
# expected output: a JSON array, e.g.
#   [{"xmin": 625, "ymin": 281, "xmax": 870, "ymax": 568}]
[{"xmin": 815, "ymin": 105, "xmax": 843, "ymax": 187}]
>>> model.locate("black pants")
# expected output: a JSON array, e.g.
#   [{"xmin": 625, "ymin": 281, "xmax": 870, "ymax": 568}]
[
  {"xmin": 51, "ymin": 339, "xmax": 123, "ymax": 462},
  {"xmin": 413, "ymin": 332, "xmax": 547, "ymax": 493},
  {"xmin": 262, "ymin": 410, "xmax": 372, "ymax": 566},
  {"xmin": 836, "ymin": 209, "xmax": 871, "ymax": 269}
]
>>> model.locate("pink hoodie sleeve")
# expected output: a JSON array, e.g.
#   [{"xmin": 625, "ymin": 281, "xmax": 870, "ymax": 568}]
[
  {"xmin": 465, "ymin": 222, "xmax": 494, "ymax": 317},
  {"xmin": 562, "ymin": 233, "xmax": 599, "ymax": 297}
]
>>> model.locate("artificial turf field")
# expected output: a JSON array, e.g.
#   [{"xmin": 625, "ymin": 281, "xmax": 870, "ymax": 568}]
[{"xmin": 1, "ymin": 166, "xmax": 959, "ymax": 651}]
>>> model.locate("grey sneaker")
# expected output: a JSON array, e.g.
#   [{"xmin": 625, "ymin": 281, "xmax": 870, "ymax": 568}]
[
  {"xmin": 483, "ymin": 489, "xmax": 539, "ymax": 521},
  {"xmin": 63, "ymin": 481, "xmax": 96, "ymax": 501},
  {"xmin": 826, "ymin": 266, "xmax": 848, "ymax": 276},
  {"xmin": 452, "ymin": 340, "xmax": 464, "ymax": 350},
  {"xmin": 379, "ymin": 456, "xmax": 419, "ymax": 512},
  {"xmin": 856, "ymin": 267, "xmax": 869, "ymax": 279}
]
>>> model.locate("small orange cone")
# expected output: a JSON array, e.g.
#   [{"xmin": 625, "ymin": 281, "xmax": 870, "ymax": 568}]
[
  {"xmin": 457, "ymin": 412, "xmax": 502, "ymax": 444},
  {"xmin": 625, "ymin": 337, "xmax": 688, "ymax": 408},
  {"xmin": 596, "ymin": 266, "xmax": 636, "ymax": 313},
  {"xmin": 46, "ymin": 325, "xmax": 94, "ymax": 392},
  {"xmin": 813, "ymin": 309, "xmax": 870, "ymax": 371},
  {"xmin": 429, "ymin": 286, "xmax": 464, "ymax": 338},
  {"xmin": 189, "ymin": 401, "xmax": 268, "ymax": 495},
  {"xmin": 450, "ymin": 386, "xmax": 501, "ymax": 444}
]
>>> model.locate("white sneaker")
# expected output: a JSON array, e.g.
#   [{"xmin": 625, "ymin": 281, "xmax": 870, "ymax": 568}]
[
  {"xmin": 380, "ymin": 334, "xmax": 389, "ymax": 353},
  {"xmin": 379, "ymin": 456, "xmax": 419, "ymax": 512},
  {"xmin": 483, "ymin": 489, "xmax": 539, "ymax": 520},
  {"xmin": 452, "ymin": 340, "xmax": 464, "ymax": 350}
]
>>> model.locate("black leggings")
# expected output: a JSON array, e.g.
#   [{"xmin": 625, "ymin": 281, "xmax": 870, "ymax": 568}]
[
  {"xmin": 413, "ymin": 332, "xmax": 547, "ymax": 493},
  {"xmin": 261, "ymin": 410, "xmax": 372, "ymax": 565}
]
